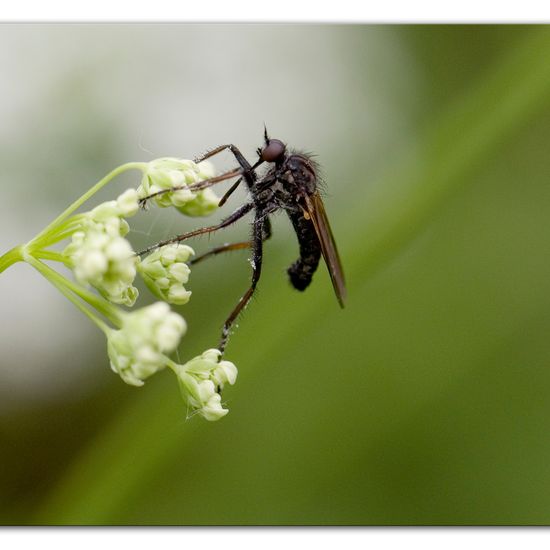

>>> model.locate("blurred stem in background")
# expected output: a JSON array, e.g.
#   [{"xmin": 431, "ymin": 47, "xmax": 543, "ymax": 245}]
[{"xmin": 32, "ymin": 26, "xmax": 550, "ymax": 524}]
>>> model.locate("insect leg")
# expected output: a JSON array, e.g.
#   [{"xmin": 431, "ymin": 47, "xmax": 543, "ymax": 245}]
[
  {"xmin": 190, "ymin": 215, "xmax": 272, "ymax": 266},
  {"xmin": 218, "ymin": 211, "xmax": 265, "ymax": 353},
  {"xmin": 195, "ymin": 143, "xmax": 264, "ymax": 192},
  {"xmin": 189, "ymin": 241, "xmax": 251, "ymax": 265},
  {"xmin": 195, "ymin": 144, "xmax": 253, "ymax": 175},
  {"xmin": 140, "ymin": 167, "xmax": 243, "ymax": 207},
  {"xmin": 262, "ymin": 217, "xmax": 272, "ymax": 240},
  {"xmin": 138, "ymin": 202, "xmax": 254, "ymax": 256},
  {"xmin": 218, "ymin": 177, "xmax": 242, "ymax": 207}
]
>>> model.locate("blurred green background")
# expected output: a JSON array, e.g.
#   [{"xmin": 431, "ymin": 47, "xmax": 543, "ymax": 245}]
[{"xmin": 1, "ymin": 24, "xmax": 550, "ymax": 525}]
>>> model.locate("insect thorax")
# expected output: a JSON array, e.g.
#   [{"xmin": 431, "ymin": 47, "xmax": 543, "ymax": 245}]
[
  {"xmin": 255, "ymin": 154, "xmax": 317, "ymax": 212},
  {"xmin": 283, "ymin": 154, "xmax": 318, "ymax": 194}
]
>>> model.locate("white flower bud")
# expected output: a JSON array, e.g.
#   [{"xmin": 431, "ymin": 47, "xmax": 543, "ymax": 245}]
[
  {"xmin": 167, "ymin": 286, "xmax": 191, "ymax": 304},
  {"xmin": 168, "ymin": 170, "xmax": 185, "ymax": 186},
  {"xmin": 137, "ymin": 158, "xmax": 220, "ymax": 217},
  {"xmin": 156, "ymin": 276, "xmax": 170, "ymax": 290},
  {"xmin": 213, "ymin": 361, "xmax": 238, "ymax": 387},
  {"xmin": 197, "ymin": 161, "xmax": 216, "ymax": 179},
  {"xmin": 168, "ymin": 262, "xmax": 190, "ymax": 283},
  {"xmin": 201, "ymin": 394, "xmax": 229, "ymax": 422},
  {"xmin": 90, "ymin": 200, "xmax": 121, "ymax": 222},
  {"xmin": 175, "ymin": 348, "xmax": 237, "ymax": 421},
  {"xmin": 201, "ymin": 349, "xmax": 222, "ymax": 363},
  {"xmin": 105, "ymin": 237, "xmax": 132, "ymax": 261},
  {"xmin": 107, "ymin": 302, "xmax": 187, "ymax": 387},
  {"xmin": 171, "ymin": 188, "xmax": 196, "ymax": 208},
  {"xmin": 177, "ymin": 188, "xmax": 219, "ymax": 217},
  {"xmin": 139, "ymin": 244, "xmax": 194, "ymax": 305},
  {"xmin": 116, "ymin": 188, "xmax": 140, "ymax": 218},
  {"xmin": 63, "ymin": 192, "xmax": 140, "ymax": 306},
  {"xmin": 76, "ymin": 249, "xmax": 108, "ymax": 280}
]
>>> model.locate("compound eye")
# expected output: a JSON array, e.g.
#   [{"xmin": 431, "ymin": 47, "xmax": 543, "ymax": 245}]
[{"xmin": 261, "ymin": 139, "xmax": 285, "ymax": 162}]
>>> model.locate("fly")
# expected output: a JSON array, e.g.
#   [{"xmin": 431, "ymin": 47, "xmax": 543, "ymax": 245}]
[{"xmin": 139, "ymin": 128, "xmax": 346, "ymax": 353}]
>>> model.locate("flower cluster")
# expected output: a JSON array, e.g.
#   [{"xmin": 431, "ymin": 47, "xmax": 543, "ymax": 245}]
[
  {"xmin": 176, "ymin": 349, "xmax": 238, "ymax": 421},
  {"xmin": 138, "ymin": 158, "xmax": 220, "ymax": 217},
  {"xmin": 139, "ymin": 244, "xmax": 194, "ymax": 305},
  {"xmin": 63, "ymin": 189, "xmax": 140, "ymax": 306},
  {"xmin": 2, "ymin": 157, "xmax": 241, "ymax": 423},
  {"xmin": 107, "ymin": 302, "xmax": 186, "ymax": 387}
]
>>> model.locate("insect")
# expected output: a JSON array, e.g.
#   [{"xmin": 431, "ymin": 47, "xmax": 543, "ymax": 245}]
[{"xmin": 140, "ymin": 128, "xmax": 346, "ymax": 353}]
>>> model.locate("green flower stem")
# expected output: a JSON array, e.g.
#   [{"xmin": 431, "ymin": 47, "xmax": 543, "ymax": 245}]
[
  {"xmin": 30, "ymin": 162, "xmax": 147, "ymax": 247},
  {"xmin": 30, "ymin": 230, "xmax": 78, "ymax": 252},
  {"xmin": 166, "ymin": 357, "xmax": 178, "ymax": 372},
  {"xmin": 32, "ymin": 250, "xmax": 70, "ymax": 265},
  {"xmin": 28, "ymin": 214, "xmax": 87, "ymax": 250},
  {"xmin": 165, "ymin": 358, "xmax": 180, "ymax": 376},
  {"xmin": 25, "ymin": 254, "xmax": 122, "ymax": 328},
  {"xmin": 0, "ymin": 245, "xmax": 24, "ymax": 274},
  {"xmin": 26, "ymin": 255, "xmax": 111, "ymax": 334}
]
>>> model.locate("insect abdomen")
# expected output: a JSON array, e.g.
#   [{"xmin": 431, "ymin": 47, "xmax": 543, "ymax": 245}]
[{"xmin": 286, "ymin": 209, "xmax": 321, "ymax": 291}]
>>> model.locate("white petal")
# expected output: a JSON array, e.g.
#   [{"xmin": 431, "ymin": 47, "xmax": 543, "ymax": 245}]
[
  {"xmin": 216, "ymin": 361, "xmax": 238, "ymax": 386},
  {"xmin": 167, "ymin": 286, "xmax": 191, "ymax": 305},
  {"xmin": 80, "ymin": 250, "xmax": 108, "ymax": 278},
  {"xmin": 168, "ymin": 263, "xmax": 190, "ymax": 283},
  {"xmin": 116, "ymin": 188, "xmax": 139, "ymax": 217}
]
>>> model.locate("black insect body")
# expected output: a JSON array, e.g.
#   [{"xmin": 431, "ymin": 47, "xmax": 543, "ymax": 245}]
[
  {"xmin": 140, "ymin": 130, "xmax": 346, "ymax": 353},
  {"xmin": 259, "ymin": 152, "xmax": 323, "ymax": 292},
  {"xmin": 287, "ymin": 204, "xmax": 322, "ymax": 292}
]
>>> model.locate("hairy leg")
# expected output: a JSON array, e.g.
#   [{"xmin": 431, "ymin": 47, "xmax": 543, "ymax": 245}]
[
  {"xmin": 138, "ymin": 202, "xmax": 254, "ymax": 257},
  {"xmin": 218, "ymin": 211, "xmax": 266, "ymax": 353}
]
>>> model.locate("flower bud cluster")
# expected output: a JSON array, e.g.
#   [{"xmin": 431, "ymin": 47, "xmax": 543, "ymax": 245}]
[
  {"xmin": 139, "ymin": 244, "xmax": 194, "ymax": 305},
  {"xmin": 20, "ymin": 157, "xmax": 241, "ymax": 422},
  {"xmin": 176, "ymin": 348, "xmax": 238, "ymax": 421},
  {"xmin": 108, "ymin": 302, "xmax": 186, "ymax": 387},
  {"xmin": 63, "ymin": 189, "xmax": 140, "ymax": 306},
  {"xmin": 138, "ymin": 158, "xmax": 219, "ymax": 217}
]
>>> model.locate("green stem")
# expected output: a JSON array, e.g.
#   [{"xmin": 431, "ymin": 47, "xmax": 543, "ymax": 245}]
[
  {"xmin": 30, "ymin": 162, "xmax": 146, "ymax": 246},
  {"xmin": 25, "ymin": 254, "xmax": 122, "ymax": 328},
  {"xmin": 29, "ymin": 215, "xmax": 86, "ymax": 250},
  {"xmin": 26, "ymin": 255, "xmax": 111, "ymax": 334},
  {"xmin": 32, "ymin": 250, "xmax": 70, "ymax": 264},
  {"xmin": 30, "ymin": 230, "xmax": 77, "ymax": 252},
  {"xmin": 165, "ymin": 358, "xmax": 179, "ymax": 374},
  {"xmin": 0, "ymin": 245, "xmax": 24, "ymax": 274}
]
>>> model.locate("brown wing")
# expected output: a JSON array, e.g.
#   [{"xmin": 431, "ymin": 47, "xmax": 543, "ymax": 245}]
[{"xmin": 303, "ymin": 192, "xmax": 346, "ymax": 308}]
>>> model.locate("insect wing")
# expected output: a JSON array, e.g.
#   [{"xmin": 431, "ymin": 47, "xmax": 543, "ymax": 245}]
[{"xmin": 304, "ymin": 193, "xmax": 347, "ymax": 308}]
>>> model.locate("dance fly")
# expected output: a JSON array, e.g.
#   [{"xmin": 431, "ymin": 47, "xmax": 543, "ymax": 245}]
[{"xmin": 140, "ymin": 128, "xmax": 346, "ymax": 352}]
